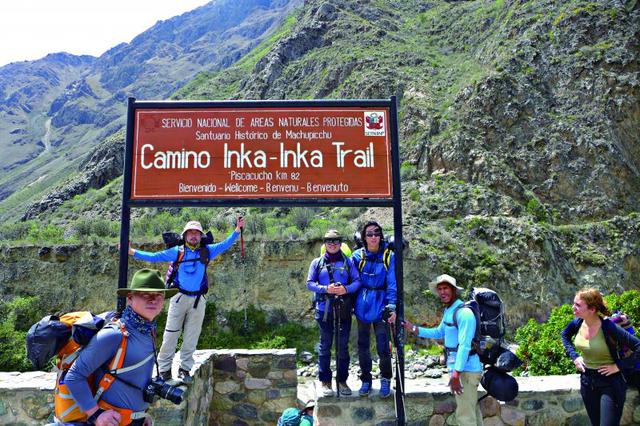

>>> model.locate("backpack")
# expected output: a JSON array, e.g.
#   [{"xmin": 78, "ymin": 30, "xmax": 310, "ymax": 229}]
[
  {"xmin": 609, "ymin": 311, "xmax": 640, "ymax": 388},
  {"xmin": 26, "ymin": 311, "xmax": 150, "ymax": 423},
  {"xmin": 277, "ymin": 407, "xmax": 303, "ymax": 426},
  {"xmin": 448, "ymin": 287, "xmax": 507, "ymax": 365}
]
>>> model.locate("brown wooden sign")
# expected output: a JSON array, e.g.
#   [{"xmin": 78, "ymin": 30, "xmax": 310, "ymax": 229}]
[{"xmin": 130, "ymin": 106, "xmax": 393, "ymax": 200}]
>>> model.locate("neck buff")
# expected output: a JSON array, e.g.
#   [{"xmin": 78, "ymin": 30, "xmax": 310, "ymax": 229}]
[
  {"xmin": 121, "ymin": 305, "xmax": 157, "ymax": 335},
  {"xmin": 325, "ymin": 251, "xmax": 342, "ymax": 263}
]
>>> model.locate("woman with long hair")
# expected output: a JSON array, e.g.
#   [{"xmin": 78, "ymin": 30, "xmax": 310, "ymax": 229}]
[{"xmin": 561, "ymin": 288, "xmax": 640, "ymax": 426}]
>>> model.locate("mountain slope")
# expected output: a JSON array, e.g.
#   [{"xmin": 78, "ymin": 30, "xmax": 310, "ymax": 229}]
[{"xmin": 0, "ymin": 0, "xmax": 301, "ymax": 221}]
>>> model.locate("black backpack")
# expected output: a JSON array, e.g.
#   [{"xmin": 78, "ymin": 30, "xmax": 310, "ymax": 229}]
[{"xmin": 449, "ymin": 287, "xmax": 507, "ymax": 365}]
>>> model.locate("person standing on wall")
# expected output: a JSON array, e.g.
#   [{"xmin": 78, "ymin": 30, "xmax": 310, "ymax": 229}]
[
  {"xmin": 403, "ymin": 274, "xmax": 484, "ymax": 426},
  {"xmin": 307, "ymin": 229, "xmax": 361, "ymax": 397},
  {"xmin": 127, "ymin": 217, "xmax": 245, "ymax": 383},
  {"xmin": 561, "ymin": 288, "xmax": 640, "ymax": 426},
  {"xmin": 352, "ymin": 220, "xmax": 397, "ymax": 398}
]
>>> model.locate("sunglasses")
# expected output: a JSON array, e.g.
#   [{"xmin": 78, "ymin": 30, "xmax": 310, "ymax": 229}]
[
  {"xmin": 365, "ymin": 232, "xmax": 381, "ymax": 237},
  {"xmin": 324, "ymin": 239, "xmax": 341, "ymax": 245}
]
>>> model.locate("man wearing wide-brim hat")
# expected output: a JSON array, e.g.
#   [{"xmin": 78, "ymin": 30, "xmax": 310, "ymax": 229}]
[
  {"xmin": 64, "ymin": 269, "xmax": 175, "ymax": 426},
  {"xmin": 404, "ymin": 274, "xmax": 484, "ymax": 426},
  {"xmin": 127, "ymin": 217, "xmax": 245, "ymax": 384}
]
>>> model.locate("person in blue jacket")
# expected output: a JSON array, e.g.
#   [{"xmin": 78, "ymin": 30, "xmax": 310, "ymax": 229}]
[
  {"xmin": 64, "ymin": 269, "xmax": 176, "ymax": 426},
  {"xmin": 307, "ymin": 229, "xmax": 361, "ymax": 397},
  {"xmin": 403, "ymin": 274, "xmax": 484, "ymax": 426},
  {"xmin": 561, "ymin": 288, "xmax": 640, "ymax": 426},
  {"xmin": 352, "ymin": 221, "xmax": 397, "ymax": 398},
  {"xmin": 128, "ymin": 217, "xmax": 244, "ymax": 383}
]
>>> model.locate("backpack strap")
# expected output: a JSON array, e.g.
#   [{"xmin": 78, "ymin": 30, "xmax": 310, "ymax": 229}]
[{"xmin": 93, "ymin": 320, "xmax": 150, "ymax": 401}]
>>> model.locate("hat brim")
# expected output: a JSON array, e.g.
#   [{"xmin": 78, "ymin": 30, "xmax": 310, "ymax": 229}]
[
  {"xmin": 429, "ymin": 280, "xmax": 464, "ymax": 297},
  {"xmin": 116, "ymin": 287, "xmax": 179, "ymax": 297}
]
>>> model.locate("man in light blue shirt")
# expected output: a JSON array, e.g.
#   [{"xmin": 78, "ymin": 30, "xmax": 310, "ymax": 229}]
[{"xmin": 404, "ymin": 274, "xmax": 483, "ymax": 426}]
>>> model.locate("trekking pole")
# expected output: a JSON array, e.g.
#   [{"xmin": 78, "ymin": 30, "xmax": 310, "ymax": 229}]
[
  {"xmin": 335, "ymin": 297, "xmax": 341, "ymax": 399},
  {"xmin": 240, "ymin": 219, "xmax": 248, "ymax": 331},
  {"xmin": 389, "ymin": 321, "xmax": 407, "ymax": 423}
]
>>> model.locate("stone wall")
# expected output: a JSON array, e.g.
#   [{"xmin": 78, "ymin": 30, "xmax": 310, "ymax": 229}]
[
  {"xmin": 0, "ymin": 349, "xmax": 296, "ymax": 426},
  {"xmin": 313, "ymin": 375, "xmax": 640, "ymax": 426},
  {"xmin": 3, "ymin": 356, "xmax": 640, "ymax": 425}
]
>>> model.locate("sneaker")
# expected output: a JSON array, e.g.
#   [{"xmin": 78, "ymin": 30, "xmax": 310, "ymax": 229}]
[
  {"xmin": 337, "ymin": 381, "xmax": 352, "ymax": 396},
  {"xmin": 320, "ymin": 381, "xmax": 334, "ymax": 397},
  {"xmin": 178, "ymin": 368, "xmax": 193, "ymax": 384},
  {"xmin": 380, "ymin": 378, "xmax": 391, "ymax": 398},
  {"xmin": 358, "ymin": 381, "xmax": 371, "ymax": 396},
  {"xmin": 158, "ymin": 370, "xmax": 172, "ymax": 381}
]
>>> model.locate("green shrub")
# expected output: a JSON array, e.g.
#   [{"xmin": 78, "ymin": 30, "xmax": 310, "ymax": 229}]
[
  {"xmin": 0, "ymin": 296, "xmax": 44, "ymax": 372},
  {"xmin": 514, "ymin": 304, "xmax": 574, "ymax": 376}
]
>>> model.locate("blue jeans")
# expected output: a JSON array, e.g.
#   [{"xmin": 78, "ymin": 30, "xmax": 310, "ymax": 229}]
[
  {"xmin": 580, "ymin": 369, "xmax": 626, "ymax": 426},
  {"xmin": 315, "ymin": 307, "xmax": 352, "ymax": 383},
  {"xmin": 357, "ymin": 319, "xmax": 392, "ymax": 383}
]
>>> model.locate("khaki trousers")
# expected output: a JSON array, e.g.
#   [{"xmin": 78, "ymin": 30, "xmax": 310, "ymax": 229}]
[
  {"xmin": 454, "ymin": 371, "xmax": 483, "ymax": 426},
  {"xmin": 157, "ymin": 293, "xmax": 206, "ymax": 373}
]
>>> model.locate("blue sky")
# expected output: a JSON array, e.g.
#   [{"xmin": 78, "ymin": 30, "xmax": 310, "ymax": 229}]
[{"xmin": 0, "ymin": 0, "xmax": 211, "ymax": 66}]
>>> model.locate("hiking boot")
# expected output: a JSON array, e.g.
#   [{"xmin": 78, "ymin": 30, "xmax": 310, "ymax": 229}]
[
  {"xmin": 380, "ymin": 378, "xmax": 391, "ymax": 398},
  {"xmin": 158, "ymin": 370, "xmax": 172, "ymax": 381},
  {"xmin": 337, "ymin": 381, "xmax": 352, "ymax": 396},
  {"xmin": 358, "ymin": 381, "xmax": 371, "ymax": 396},
  {"xmin": 178, "ymin": 368, "xmax": 193, "ymax": 384},
  {"xmin": 320, "ymin": 381, "xmax": 334, "ymax": 397}
]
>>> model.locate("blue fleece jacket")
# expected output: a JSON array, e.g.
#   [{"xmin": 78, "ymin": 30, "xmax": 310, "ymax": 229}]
[
  {"xmin": 133, "ymin": 230, "xmax": 239, "ymax": 293},
  {"xmin": 351, "ymin": 244, "xmax": 397, "ymax": 309}
]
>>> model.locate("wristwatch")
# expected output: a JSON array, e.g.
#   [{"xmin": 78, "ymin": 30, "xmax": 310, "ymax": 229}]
[{"xmin": 87, "ymin": 408, "xmax": 105, "ymax": 425}]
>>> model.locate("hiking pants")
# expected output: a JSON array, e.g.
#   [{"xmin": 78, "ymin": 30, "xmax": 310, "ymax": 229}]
[
  {"xmin": 580, "ymin": 369, "xmax": 626, "ymax": 426},
  {"xmin": 357, "ymin": 319, "xmax": 392, "ymax": 383},
  {"xmin": 157, "ymin": 293, "xmax": 206, "ymax": 373},
  {"xmin": 315, "ymin": 308, "xmax": 352, "ymax": 383},
  {"xmin": 454, "ymin": 371, "xmax": 483, "ymax": 426}
]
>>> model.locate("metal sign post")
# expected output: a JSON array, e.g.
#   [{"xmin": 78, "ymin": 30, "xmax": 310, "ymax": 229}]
[{"xmin": 118, "ymin": 97, "xmax": 406, "ymax": 424}]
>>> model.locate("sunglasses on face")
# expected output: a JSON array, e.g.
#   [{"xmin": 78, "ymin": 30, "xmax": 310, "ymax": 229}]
[
  {"xmin": 365, "ymin": 232, "xmax": 381, "ymax": 237},
  {"xmin": 324, "ymin": 239, "xmax": 341, "ymax": 245}
]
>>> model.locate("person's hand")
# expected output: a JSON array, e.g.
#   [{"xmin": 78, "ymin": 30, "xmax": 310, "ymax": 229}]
[
  {"xmin": 448, "ymin": 370, "xmax": 463, "ymax": 395},
  {"xmin": 574, "ymin": 356, "xmax": 586, "ymax": 373},
  {"xmin": 236, "ymin": 216, "xmax": 245, "ymax": 231},
  {"xmin": 116, "ymin": 243, "xmax": 135, "ymax": 256},
  {"xmin": 403, "ymin": 320, "xmax": 416, "ymax": 334},
  {"xmin": 333, "ymin": 284, "xmax": 347, "ymax": 296},
  {"xmin": 387, "ymin": 311, "xmax": 396, "ymax": 324},
  {"xmin": 598, "ymin": 363, "xmax": 620, "ymax": 376},
  {"xmin": 326, "ymin": 285, "xmax": 338, "ymax": 295},
  {"xmin": 142, "ymin": 415, "xmax": 153, "ymax": 426},
  {"xmin": 94, "ymin": 409, "xmax": 121, "ymax": 426}
]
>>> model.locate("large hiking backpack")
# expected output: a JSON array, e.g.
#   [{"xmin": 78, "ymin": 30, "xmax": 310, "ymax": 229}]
[
  {"xmin": 449, "ymin": 287, "xmax": 507, "ymax": 365},
  {"xmin": 26, "ymin": 311, "xmax": 150, "ymax": 423}
]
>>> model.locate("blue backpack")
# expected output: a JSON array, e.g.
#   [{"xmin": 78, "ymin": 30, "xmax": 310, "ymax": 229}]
[{"xmin": 277, "ymin": 408, "xmax": 303, "ymax": 426}]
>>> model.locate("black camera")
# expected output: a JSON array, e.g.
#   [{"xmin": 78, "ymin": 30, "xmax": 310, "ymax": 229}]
[{"xmin": 143, "ymin": 376, "xmax": 184, "ymax": 405}]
